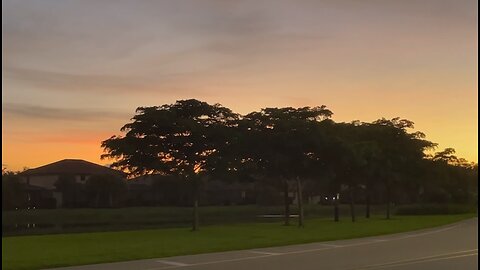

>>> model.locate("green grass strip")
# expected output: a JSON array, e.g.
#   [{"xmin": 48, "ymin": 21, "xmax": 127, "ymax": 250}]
[{"xmin": 2, "ymin": 214, "xmax": 476, "ymax": 270}]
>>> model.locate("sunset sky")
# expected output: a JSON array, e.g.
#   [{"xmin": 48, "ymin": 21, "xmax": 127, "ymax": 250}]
[{"xmin": 2, "ymin": 0, "xmax": 477, "ymax": 171}]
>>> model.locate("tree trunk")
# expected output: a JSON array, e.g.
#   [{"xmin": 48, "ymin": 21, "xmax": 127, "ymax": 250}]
[
  {"xmin": 95, "ymin": 192, "xmax": 100, "ymax": 208},
  {"xmin": 62, "ymin": 191, "xmax": 68, "ymax": 208},
  {"xmin": 365, "ymin": 184, "xmax": 371, "ymax": 219},
  {"xmin": 334, "ymin": 193, "xmax": 339, "ymax": 222},
  {"xmin": 192, "ymin": 177, "xmax": 200, "ymax": 231},
  {"xmin": 296, "ymin": 177, "xmax": 304, "ymax": 227},
  {"xmin": 284, "ymin": 180, "xmax": 290, "ymax": 226},
  {"xmin": 349, "ymin": 187, "xmax": 356, "ymax": 222},
  {"xmin": 108, "ymin": 192, "xmax": 113, "ymax": 208},
  {"xmin": 70, "ymin": 189, "xmax": 75, "ymax": 208},
  {"xmin": 192, "ymin": 198, "xmax": 199, "ymax": 231},
  {"xmin": 386, "ymin": 200, "xmax": 391, "ymax": 219},
  {"xmin": 386, "ymin": 180, "xmax": 391, "ymax": 220},
  {"xmin": 365, "ymin": 194, "xmax": 371, "ymax": 219}
]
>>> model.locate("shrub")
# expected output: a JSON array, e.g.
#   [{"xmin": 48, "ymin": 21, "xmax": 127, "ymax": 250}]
[{"xmin": 395, "ymin": 203, "xmax": 477, "ymax": 215}]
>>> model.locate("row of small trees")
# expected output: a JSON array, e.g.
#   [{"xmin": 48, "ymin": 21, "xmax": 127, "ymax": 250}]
[{"xmin": 101, "ymin": 99, "xmax": 478, "ymax": 230}]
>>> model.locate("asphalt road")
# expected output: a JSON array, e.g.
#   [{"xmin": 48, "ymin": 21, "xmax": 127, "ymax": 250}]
[{"xmin": 51, "ymin": 218, "xmax": 478, "ymax": 270}]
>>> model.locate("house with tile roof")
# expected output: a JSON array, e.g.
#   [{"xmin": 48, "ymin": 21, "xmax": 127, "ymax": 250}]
[{"xmin": 19, "ymin": 159, "xmax": 126, "ymax": 208}]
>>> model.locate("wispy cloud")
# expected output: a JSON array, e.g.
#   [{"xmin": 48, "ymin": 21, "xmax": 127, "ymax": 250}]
[
  {"xmin": 2, "ymin": 0, "xmax": 331, "ymax": 96},
  {"xmin": 3, "ymin": 103, "xmax": 130, "ymax": 122},
  {"xmin": 4, "ymin": 67, "xmax": 149, "ymax": 92}
]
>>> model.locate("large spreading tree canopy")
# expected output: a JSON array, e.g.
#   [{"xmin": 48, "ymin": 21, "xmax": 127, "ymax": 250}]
[
  {"xmin": 236, "ymin": 106, "xmax": 333, "ymax": 226},
  {"xmin": 101, "ymin": 99, "xmax": 239, "ymax": 178},
  {"xmin": 98, "ymin": 99, "xmax": 476, "ymax": 227},
  {"xmin": 101, "ymin": 99, "xmax": 239, "ymax": 230}
]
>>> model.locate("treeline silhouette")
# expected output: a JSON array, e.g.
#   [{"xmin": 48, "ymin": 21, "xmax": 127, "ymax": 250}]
[{"xmin": 99, "ymin": 99, "xmax": 478, "ymax": 230}]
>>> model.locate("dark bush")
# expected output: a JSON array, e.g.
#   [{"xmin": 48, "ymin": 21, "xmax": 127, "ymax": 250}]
[
  {"xmin": 39, "ymin": 198, "xmax": 57, "ymax": 209},
  {"xmin": 395, "ymin": 203, "xmax": 477, "ymax": 215}
]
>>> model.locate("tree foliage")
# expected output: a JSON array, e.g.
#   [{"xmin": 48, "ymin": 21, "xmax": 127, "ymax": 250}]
[
  {"xmin": 85, "ymin": 174, "xmax": 127, "ymax": 208},
  {"xmin": 102, "ymin": 99, "xmax": 239, "ymax": 178},
  {"xmin": 98, "ymin": 99, "xmax": 476, "ymax": 225}
]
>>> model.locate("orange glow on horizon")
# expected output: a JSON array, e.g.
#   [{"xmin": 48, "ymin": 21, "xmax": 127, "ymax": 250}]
[{"xmin": 2, "ymin": 108, "xmax": 477, "ymax": 172}]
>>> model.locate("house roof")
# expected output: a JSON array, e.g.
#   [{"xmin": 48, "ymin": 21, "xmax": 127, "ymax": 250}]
[{"xmin": 20, "ymin": 159, "xmax": 126, "ymax": 178}]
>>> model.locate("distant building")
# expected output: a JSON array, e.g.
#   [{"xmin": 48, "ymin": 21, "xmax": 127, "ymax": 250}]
[
  {"xmin": 20, "ymin": 159, "xmax": 126, "ymax": 189},
  {"xmin": 19, "ymin": 159, "xmax": 126, "ymax": 208}
]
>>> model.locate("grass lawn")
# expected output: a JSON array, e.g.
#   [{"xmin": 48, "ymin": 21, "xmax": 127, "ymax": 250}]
[{"xmin": 2, "ymin": 213, "xmax": 476, "ymax": 270}]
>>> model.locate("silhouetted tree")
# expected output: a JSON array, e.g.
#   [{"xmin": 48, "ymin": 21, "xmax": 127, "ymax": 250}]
[
  {"xmin": 239, "ymin": 106, "xmax": 333, "ymax": 226},
  {"xmin": 423, "ymin": 148, "xmax": 478, "ymax": 204},
  {"xmin": 370, "ymin": 118, "xmax": 436, "ymax": 218},
  {"xmin": 85, "ymin": 174, "xmax": 127, "ymax": 207},
  {"xmin": 101, "ymin": 99, "xmax": 239, "ymax": 230},
  {"xmin": 54, "ymin": 174, "xmax": 82, "ymax": 207},
  {"xmin": 2, "ymin": 173, "xmax": 27, "ymax": 210},
  {"xmin": 327, "ymin": 122, "xmax": 366, "ymax": 222},
  {"xmin": 100, "ymin": 99, "xmax": 474, "ymax": 222}
]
